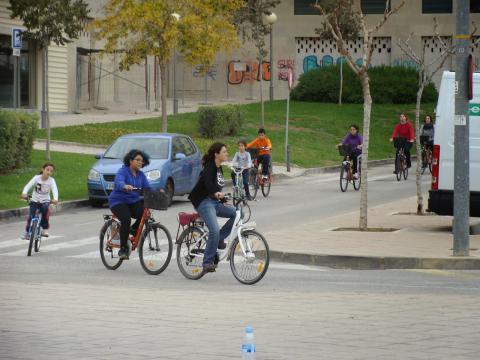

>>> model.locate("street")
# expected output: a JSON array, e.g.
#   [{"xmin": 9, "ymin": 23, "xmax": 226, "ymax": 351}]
[{"xmin": 1, "ymin": 164, "xmax": 479, "ymax": 359}]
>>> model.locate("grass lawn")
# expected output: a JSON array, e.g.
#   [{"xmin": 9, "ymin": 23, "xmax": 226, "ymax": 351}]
[
  {"xmin": 0, "ymin": 150, "xmax": 96, "ymax": 209},
  {"xmin": 36, "ymin": 101, "xmax": 435, "ymax": 168}
]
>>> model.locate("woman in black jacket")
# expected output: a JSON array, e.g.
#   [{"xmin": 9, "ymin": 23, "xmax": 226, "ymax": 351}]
[{"xmin": 188, "ymin": 142, "xmax": 236, "ymax": 274}]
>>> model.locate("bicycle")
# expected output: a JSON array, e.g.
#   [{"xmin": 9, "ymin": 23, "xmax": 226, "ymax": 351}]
[
  {"xmin": 175, "ymin": 194, "xmax": 269, "ymax": 285},
  {"xmin": 247, "ymin": 147, "xmax": 273, "ymax": 200},
  {"xmin": 99, "ymin": 188, "xmax": 173, "ymax": 275},
  {"xmin": 394, "ymin": 137, "xmax": 409, "ymax": 181},
  {"xmin": 338, "ymin": 144, "xmax": 361, "ymax": 192},
  {"xmin": 420, "ymin": 135, "xmax": 433, "ymax": 174},
  {"xmin": 231, "ymin": 166, "xmax": 252, "ymax": 222},
  {"xmin": 24, "ymin": 197, "xmax": 51, "ymax": 256}
]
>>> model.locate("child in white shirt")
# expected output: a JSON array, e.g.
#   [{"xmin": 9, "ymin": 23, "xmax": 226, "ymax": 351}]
[
  {"xmin": 231, "ymin": 140, "xmax": 252, "ymax": 200},
  {"xmin": 21, "ymin": 162, "xmax": 59, "ymax": 239}
]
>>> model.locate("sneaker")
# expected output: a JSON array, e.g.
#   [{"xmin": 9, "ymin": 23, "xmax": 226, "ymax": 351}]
[
  {"xmin": 393, "ymin": 170, "xmax": 398, "ymax": 174},
  {"xmin": 41, "ymin": 230, "xmax": 49, "ymax": 237},
  {"xmin": 202, "ymin": 263, "xmax": 216, "ymax": 274},
  {"xmin": 118, "ymin": 248, "xmax": 129, "ymax": 260},
  {"xmin": 21, "ymin": 232, "xmax": 29, "ymax": 240}
]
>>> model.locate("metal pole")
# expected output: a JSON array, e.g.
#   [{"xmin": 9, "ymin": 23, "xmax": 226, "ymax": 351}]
[
  {"xmin": 453, "ymin": 0, "xmax": 470, "ymax": 255},
  {"xmin": 269, "ymin": 24, "xmax": 274, "ymax": 101},
  {"xmin": 13, "ymin": 56, "xmax": 18, "ymax": 108},
  {"xmin": 204, "ymin": 70, "xmax": 208, "ymax": 104},
  {"xmin": 173, "ymin": 49, "xmax": 178, "ymax": 115},
  {"xmin": 285, "ymin": 88, "xmax": 290, "ymax": 171},
  {"xmin": 41, "ymin": 48, "xmax": 47, "ymax": 129},
  {"xmin": 75, "ymin": 52, "xmax": 81, "ymax": 113}
]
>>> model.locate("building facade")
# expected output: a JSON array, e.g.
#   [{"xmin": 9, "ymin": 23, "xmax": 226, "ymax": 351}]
[{"xmin": 1, "ymin": 0, "xmax": 480, "ymax": 115}]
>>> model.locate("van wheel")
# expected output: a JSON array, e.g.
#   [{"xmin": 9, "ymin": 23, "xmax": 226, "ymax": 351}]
[{"xmin": 165, "ymin": 180, "xmax": 174, "ymax": 207}]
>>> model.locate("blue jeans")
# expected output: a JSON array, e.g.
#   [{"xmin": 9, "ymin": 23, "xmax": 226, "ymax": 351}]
[
  {"xmin": 196, "ymin": 198, "xmax": 236, "ymax": 266},
  {"xmin": 25, "ymin": 202, "xmax": 50, "ymax": 232}
]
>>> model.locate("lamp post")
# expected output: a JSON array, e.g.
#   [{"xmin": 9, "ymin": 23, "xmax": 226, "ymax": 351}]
[
  {"xmin": 172, "ymin": 12, "xmax": 181, "ymax": 115},
  {"xmin": 263, "ymin": 12, "xmax": 277, "ymax": 101}
]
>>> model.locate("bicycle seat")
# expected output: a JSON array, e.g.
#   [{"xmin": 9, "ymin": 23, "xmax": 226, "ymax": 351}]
[{"xmin": 177, "ymin": 212, "xmax": 200, "ymax": 226}]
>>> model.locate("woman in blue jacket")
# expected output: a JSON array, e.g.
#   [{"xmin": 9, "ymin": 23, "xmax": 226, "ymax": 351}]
[{"xmin": 108, "ymin": 149, "xmax": 151, "ymax": 260}]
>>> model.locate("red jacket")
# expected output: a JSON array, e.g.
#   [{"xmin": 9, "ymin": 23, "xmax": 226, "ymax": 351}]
[{"xmin": 391, "ymin": 122, "xmax": 415, "ymax": 141}]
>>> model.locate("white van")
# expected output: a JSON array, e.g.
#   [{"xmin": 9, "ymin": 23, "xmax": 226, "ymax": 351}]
[{"xmin": 428, "ymin": 71, "xmax": 480, "ymax": 217}]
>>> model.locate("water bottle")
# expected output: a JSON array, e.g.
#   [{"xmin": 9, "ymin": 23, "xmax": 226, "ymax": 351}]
[{"xmin": 241, "ymin": 326, "xmax": 256, "ymax": 359}]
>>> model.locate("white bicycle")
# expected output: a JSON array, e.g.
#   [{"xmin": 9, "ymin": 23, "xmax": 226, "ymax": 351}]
[{"xmin": 175, "ymin": 195, "xmax": 269, "ymax": 285}]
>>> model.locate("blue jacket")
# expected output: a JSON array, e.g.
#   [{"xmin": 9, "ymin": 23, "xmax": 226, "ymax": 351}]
[{"xmin": 108, "ymin": 165, "xmax": 150, "ymax": 208}]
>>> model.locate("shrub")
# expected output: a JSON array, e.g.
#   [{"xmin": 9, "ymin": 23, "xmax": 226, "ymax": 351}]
[
  {"xmin": 198, "ymin": 105, "xmax": 245, "ymax": 138},
  {"xmin": 0, "ymin": 110, "xmax": 37, "ymax": 173},
  {"xmin": 291, "ymin": 65, "xmax": 438, "ymax": 104}
]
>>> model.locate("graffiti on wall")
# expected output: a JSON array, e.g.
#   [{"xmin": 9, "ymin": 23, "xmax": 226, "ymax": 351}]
[
  {"xmin": 392, "ymin": 59, "xmax": 419, "ymax": 69},
  {"xmin": 227, "ymin": 60, "xmax": 271, "ymax": 84},
  {"xmin": 192, "ymin": 64, "xmax": 218, "ymax": 80},
  {"xmin": 302, "ymin": 55, "xmax": 365, "ymax": 73},
  {"xmin": 277, "ymin": 59, "xmax": 295, "ymax": 81}
]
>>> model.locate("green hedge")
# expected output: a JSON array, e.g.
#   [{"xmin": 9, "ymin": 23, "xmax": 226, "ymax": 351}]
[
  {"xmin": 198, "ymin": 104, "xmax": 245, "ymax": 138},
  {"xmin": 291, "ymin": 65, "xmax": 438, "ymax": 104},
  {"xmin": 0, "ymin": 110, "xmax": 37, "ymax": 173}
]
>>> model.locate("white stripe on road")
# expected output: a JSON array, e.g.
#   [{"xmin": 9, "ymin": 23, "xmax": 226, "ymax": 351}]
[
  {"xmin": 305, "ymin": 173, "xmax": 431, "ymax": 184},
  {"xmin": 0, "ymin": 235, "xmax": 63, "ymax": 249},
  {"xmin": 0, "ymin": 236, "xmax": 97, "ymax": 256}
]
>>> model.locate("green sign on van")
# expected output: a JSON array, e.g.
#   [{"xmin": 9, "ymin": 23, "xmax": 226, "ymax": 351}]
[{"xmin": 469, "ymin": 103, "xmax": 480, "ymax": 116}]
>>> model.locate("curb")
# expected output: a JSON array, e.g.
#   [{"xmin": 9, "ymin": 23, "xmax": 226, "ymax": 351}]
[
  {"xmin": 270, "ymin": 251, "xmax": 480, "ymax": 270},
  {"xmin": 35, "ymin": 139, "xmax": 107, "ymax": 149},
  {"xmin": 0, "ymin": 199, "xmax": 90, "ymax": 222}
]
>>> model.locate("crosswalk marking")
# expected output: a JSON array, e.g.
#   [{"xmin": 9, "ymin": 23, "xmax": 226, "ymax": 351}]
[
  {"xmin": 0, "ymin": 235, "xmax": 63, "ymax": 250},
  {"xmin": 0, "ymin": 236, "xmax": 97, "ymax": 256}
]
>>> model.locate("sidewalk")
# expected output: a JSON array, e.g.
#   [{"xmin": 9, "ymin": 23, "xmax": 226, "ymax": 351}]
[{"xmin": 267, "ymin": 195, "xmax": 480, "ymax": 269}]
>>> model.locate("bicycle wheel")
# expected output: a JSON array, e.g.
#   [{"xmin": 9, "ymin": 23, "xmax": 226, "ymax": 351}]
[
  {"xmin": 27, "ymin": 220, "xmax": 37, "ymax": 256},
  {"xmin": 230, "ymin": 229, "xmax": 269, "ymax": 285},
  {"xmin": 395, "ymin": 157, "xmax": 402, "ymax": 181},
  {"xmin": 99, "ymin": 219, "xmax": 123, "ymax": 270},
  {"xmin": 339, "ymin": 166, "xmax": 349, "ymax": 192},
  {"xmin": 235, "ymin": 199, "xmax": 251, "ymax": 223},
  {"xmin": 261, "ymin": 179, "xmax": 271, "ymax": 197},
  {"xmin": 139, "ymin": 223, "xmax": 173, "ymax": 275},
  {"xmin": 403, "ymin": 165, "xmax": 408, "ymax": 180},
  {"xmin": 176, "ymin": 226, "xmax": 207, "ymax": 280},
  {"xmin": 249, "ymin": 169, "xmax": 258, "ymax": 200},
  {"xmin": 34, "ymin": 234, "xmax": 41, "ymax": 253},
  {"xmin": 353, "ymin": 173, "xmax": 361, "ymax": 191}
]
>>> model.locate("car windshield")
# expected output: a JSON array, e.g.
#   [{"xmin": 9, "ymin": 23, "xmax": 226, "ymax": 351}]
[{"xmin": 103, "ymin": 138, "xmax": 169, "ymax": 159}]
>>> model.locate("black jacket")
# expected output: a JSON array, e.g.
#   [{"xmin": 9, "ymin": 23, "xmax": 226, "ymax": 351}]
[{"xmin": 188, "ymin": 160, "xmax": 225, "ymax": 208}]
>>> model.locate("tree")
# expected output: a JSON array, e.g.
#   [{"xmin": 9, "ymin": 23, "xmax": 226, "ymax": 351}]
[
  {"xmin": 94, "ymin": 0, "xmax": 242, "ymax": 132},
  {"xmin": 234, "ymin": 0, "xmax": 280, "ymax": 127},
  {"xmin": 397, "ymin": 19, "xmax": 455, "ymax": 215},
  {"xmin": 9, "ymin": 0, "xmax": 90, "ymax": 160},
  {"xmin": 314, "ymin": 0, "xmax": 405, "ymax": 229}
]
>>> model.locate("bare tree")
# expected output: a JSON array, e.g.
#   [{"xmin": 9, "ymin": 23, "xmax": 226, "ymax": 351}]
[
  {"xmin": 314, "ymin": 0, "xmax": 405, "ymax": 229},
  {"xmin": 397, "ymin": 19, "xmax": 455, "ymax": 214}
]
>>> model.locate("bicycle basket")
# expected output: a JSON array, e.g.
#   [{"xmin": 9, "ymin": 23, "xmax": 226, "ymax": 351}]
[
  {"xmin": 393, "ymin": 137, "xmax": 407, "ymax": 148},
  {"xmin": 338, "ymin": 144, "xmax": 353, "ymax": 157},
  {"xmin": 247, "ymin": 148, "xmax": 259, "ymax": 159},
  {"xmin": 419, "ymin": 135, "xmax": 430, "ymax": 145},
  {"xmin": 143, "ymin": 189, "xmax": 169, "ymax": 210}
]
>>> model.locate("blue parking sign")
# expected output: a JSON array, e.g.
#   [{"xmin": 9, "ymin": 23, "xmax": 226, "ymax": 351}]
[{"xmin": 12, "ymin": 28, "xmax": 22, "ymax": 49}]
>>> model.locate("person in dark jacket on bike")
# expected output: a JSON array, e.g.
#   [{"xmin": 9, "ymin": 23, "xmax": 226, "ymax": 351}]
[
  {"xmin": 188, "ymin": 142, "xmax": 236, "ymax": 275},
  {"xmin": 109, "ymin": 149, "xmax": 151, "ymax": 260}
]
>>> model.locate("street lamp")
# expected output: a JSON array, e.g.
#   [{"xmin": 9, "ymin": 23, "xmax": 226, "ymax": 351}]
[
  {"xmin": 171, "ymin": 12, "xmax": 181, "ymax": 115},
  {"xmin": 263, "ymin": 12, "xmax": 277, "ymax": 101}
]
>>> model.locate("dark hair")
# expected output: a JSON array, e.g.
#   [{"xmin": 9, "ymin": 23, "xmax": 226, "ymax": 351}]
[
  {"xmin": 258, "ymin": 128, "xmax": 266, "ymax": 134},
  {"xmin": 238, "ymin": 140, "xmax": 247, "ymax": 146},
  {"xmin": 350, "ymin": 124, "xmax": 359, "ymax": 131},
  {"xmin": 123, "ymin": 149, "xmax": 150, "ymax": 167},
  {"xmin": 424, "ymin": 114, "xmax": 433, "ymax": 123},
  {"xmin": 202, "ymin": 142, "xmax": 226, "ymax": 165},
  {"xmin": 38, "ymin": 162, "xmax": 55, "ymax": 174}
]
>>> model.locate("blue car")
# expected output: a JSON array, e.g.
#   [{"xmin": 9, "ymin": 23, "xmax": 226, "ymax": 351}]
[{"xmin": 87, "ymin": 133, "xmax": 202, "ymax": 207}]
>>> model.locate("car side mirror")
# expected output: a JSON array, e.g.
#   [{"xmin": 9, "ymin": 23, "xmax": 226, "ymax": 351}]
[
  {"xmin": 174, "ymin": 152, "xmax": 186, "ymax": 160},
  {"xmin": 95, "ymin": 153, "xmax": 103, "ymax": 159}
]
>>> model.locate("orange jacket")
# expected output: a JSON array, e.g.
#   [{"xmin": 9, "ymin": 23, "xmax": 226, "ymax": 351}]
[{"xmin": 247, "ymin": 137, "xmax": 272, "ymax": 156}]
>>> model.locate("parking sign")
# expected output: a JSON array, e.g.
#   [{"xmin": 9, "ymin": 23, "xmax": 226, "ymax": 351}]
[{"xmin": 12, "ymin": 28, "xmax": 22, "ymax": 49}]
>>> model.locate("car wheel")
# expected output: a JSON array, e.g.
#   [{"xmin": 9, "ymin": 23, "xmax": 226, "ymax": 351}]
[
  {"xmin": 89, "ymin": 198, "xmax": 105, "ymax": 208},
  {"xmin": 165, "ymin": 180, "xmax": 174, "ymax": 207}
]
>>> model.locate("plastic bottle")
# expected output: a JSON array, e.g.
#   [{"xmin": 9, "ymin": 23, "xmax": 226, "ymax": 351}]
[{"xmin": 241, "ymin": 326, "xmax": 256, "ymax": 359}]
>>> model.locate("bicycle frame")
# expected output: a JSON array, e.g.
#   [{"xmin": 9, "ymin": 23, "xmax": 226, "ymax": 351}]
[
  {"xmin": 232, "ymin": 168, "xmax": 246, "ymax": 199},
  {"xmin": 104, "ymin": 207, "xmax": 152, "ymax": 251}
]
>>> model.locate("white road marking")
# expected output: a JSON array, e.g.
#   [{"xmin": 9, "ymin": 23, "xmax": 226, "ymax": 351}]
[
  {"xmin": 0, "ymin": 235, "xmax": 63, "ymax": 249},
  {"xmin": 0, "ymin": 236, "xmax": 97, "ymax": 256}
]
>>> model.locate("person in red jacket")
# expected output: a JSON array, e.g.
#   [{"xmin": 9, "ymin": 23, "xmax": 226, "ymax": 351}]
[{"xmin": 389, "ymin": 113, "xmax": 415, "ymax": 173}]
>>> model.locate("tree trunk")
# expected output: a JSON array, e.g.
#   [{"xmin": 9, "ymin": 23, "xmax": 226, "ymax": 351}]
[
  {"xmin": 359, "ymin": 73, "xmax": 372, "ymax": 230},
  {"xmin": 260, "ymin": 57, "xmax": 264, "ymax": 127},
  {"xmin": 415, "ymin": 82, "xmax": 425, "ymax": 214},
  {"xmin": 339, "ymin": 59, "xmax": 343, "ymax": 105},
  {"xmin": 45, "ymin": 46, "xmax": 51, "ymax": 160},
  {"xmin": 159, "ymin": 62, "xmax": 168, "ymax": 132}
]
